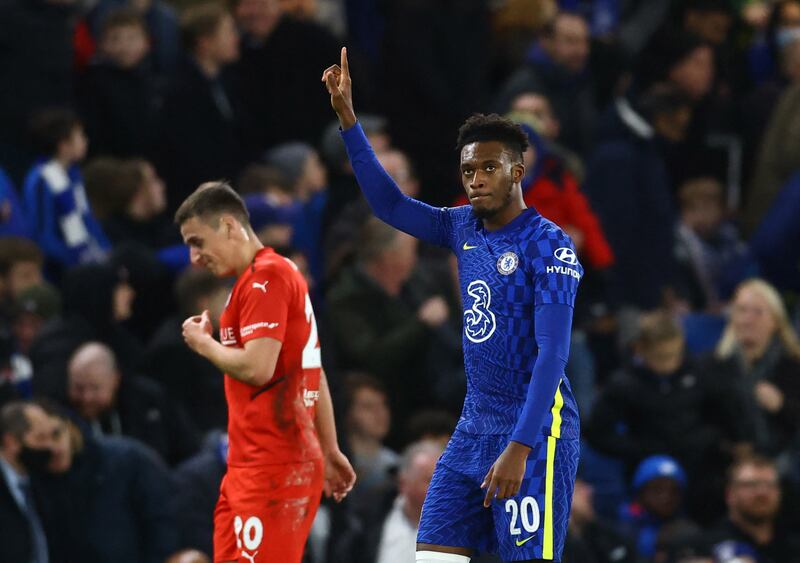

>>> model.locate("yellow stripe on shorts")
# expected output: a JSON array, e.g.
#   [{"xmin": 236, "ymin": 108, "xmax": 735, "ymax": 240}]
[{"xmin": 543, "ymin": 379, "xmax": 564, "ymax": 560}]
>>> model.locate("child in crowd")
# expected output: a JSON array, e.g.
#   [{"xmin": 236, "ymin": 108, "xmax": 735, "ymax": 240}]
[
  {"xmin": 674, "ymin": 177, "xmax": 757, "ymax": 312},
  {"xmin": 22, "ymin": 109, "xmax": 109, "ymax": 271},
  {"xmin": 79, "ymin": 8, "xmax": 158, "ymax": 157}
]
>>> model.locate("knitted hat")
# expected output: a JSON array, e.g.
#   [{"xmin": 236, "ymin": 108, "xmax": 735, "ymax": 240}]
[{"xmin": 632, "ymin": 455, "xmax": 687, "ymax": 491}]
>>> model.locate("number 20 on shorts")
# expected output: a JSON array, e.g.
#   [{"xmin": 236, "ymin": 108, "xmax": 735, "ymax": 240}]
[
  {"xmin": 234, "ymin": 515, "xmax": 264, "ymax": 552},
  {"xmin": 505, "ymin": 496, "xmax": 540, "ymax": 536}
]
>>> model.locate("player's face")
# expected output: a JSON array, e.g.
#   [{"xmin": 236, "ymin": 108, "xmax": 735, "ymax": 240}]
[
  {"xmin": 460, "ymin": 141, "xmax": 524, "ymax": 220},
  {"xmin": 181, "ymin": 216, "xmax": 238, "ymax": 277}
]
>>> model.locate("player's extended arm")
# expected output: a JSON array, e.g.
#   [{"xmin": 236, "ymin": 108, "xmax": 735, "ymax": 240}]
[
  {"xmin": 322, "ymin": 48, "xmax": 450, "ymax": 247},
  {"xmin": 182, "ymin": 311, "xmax": 281, "ymax": 386},
  {"xmin": 315, "ymin": 369, "xmax": 356, "ymax": 502},
  {"xmin": 482, "ymin": 303, "xmax": 573, "ymax": 506}
]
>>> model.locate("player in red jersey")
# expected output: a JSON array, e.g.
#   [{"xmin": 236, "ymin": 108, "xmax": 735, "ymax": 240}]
[{"xmin": 175, "ymin": 182, "xmax": 356, "ymax": 563}]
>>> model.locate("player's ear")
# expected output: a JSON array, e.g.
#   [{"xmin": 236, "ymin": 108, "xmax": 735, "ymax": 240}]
[{"xmin": 512, "ymin": 162, "xmax": 525, "ymax": 183}]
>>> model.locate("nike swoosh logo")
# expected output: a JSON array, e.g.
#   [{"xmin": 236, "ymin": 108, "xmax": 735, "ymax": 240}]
[
  {"xmin": 515, "ymin": 535, "xmax": 535, "ymax": 547},
  {"xmin": 463, "ymin": 242, "xmax": 478, "ymax": 250}
]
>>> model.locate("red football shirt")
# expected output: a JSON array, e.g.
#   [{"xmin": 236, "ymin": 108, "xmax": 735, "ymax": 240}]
[{"xmin": 219, "ymin": 247, "xmax": 322, "ymax": 467}]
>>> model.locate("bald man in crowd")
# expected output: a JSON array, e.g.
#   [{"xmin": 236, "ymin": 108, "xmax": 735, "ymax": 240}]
[{"xmin": 66, "ymin": 341, "xmax": 198, "ymax": 465}]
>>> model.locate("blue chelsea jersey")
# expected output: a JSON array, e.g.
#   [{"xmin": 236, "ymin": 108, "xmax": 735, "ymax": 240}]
[{"xmin": 439, "ymin": 206, "xmax": 582, "ymax": 440}]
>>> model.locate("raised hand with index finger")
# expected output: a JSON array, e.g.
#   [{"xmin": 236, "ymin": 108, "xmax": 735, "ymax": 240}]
[{"xmin": 321, "ymin": 47, "xmax": 356, "ymax": 129}]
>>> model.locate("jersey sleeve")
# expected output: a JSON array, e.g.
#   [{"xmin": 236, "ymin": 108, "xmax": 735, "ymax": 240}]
[
  {"xmin": 237, "ymin": 265, "xmax": 293, "ymax": 344},
  {"xmin": 341, "ymin": 122, "xmax": 456, "ymax": 249},
  {"xmin": 530, "ymin": 227, "xmax": 583, "ymax": 307}
]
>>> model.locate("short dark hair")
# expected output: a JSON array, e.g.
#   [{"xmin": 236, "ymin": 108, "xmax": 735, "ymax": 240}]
[
  {"xmin": 727, "ymin": 455, "xmax": 778, "ymax": 485},
  {"xmin": 28, "ymin": 108, "xmax": 82, "ymax": 157},
  {"xmin": 174, "ymin": 268, "xmax": 229, "ymax": 317},
  {"xmin": 356, "ymin": 216, "xmax": 402, "ymax": 264},
  {"xmin": 0, "ymin": 237, "xmax": 44, "ymax": 276},
  {"xmin": 174, "ymin": 181, "xmax": 250, "ymax": 226},
  {"xmin": 636, "ymin": 82, "xmax": 692, "ymax": 121},
  {"xmin": 341, "ymin": 372, "xmax": 388, "ymax": 415},
  {"xmin": 100, "ymin": 7, "xmax": 147, "ymax": 37},
  {"xmin": 83, "ymin": 157, "xmax": 147, "ymax": 219},
  {"xmin": 456, "ymin": 113, "xmax": 529, "ymax": 161},
  {"xmin": 0, "ymin": 401, "xmax": 33, "ymax": 441},
  {"xmin": 181, "ymin": 2, "xmax": 229, "ymax": 52},
  {"xmin": 405, "ymin": 409, "xmax": 457, "ymax": 444},
  {"xmin": 636, "ymin": 310, "xmax": 684, "ymax": 348},
  {"xmin": 236, "ymin": 164, "xmax": 291, "ymax": 195}
]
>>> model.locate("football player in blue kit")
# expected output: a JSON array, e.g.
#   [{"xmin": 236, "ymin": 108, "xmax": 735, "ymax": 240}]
[{"xmin": 323, "ymin": 49, "xmax": 582, "ymax": 563}]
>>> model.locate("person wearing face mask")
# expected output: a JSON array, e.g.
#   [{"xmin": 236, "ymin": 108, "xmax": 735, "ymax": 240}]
[
  {"xmin": 33, "ymin": 401, "xmax": 179, "ymax": 563},
  {"xmin": 0, "ymin": 401, "xmax": 61, "ymax": 563}
]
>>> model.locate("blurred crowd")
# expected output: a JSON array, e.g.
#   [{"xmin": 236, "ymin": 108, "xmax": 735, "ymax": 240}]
[{"xmin": 1, "ymin": 0, "xmax": 800, "ymax": 562}]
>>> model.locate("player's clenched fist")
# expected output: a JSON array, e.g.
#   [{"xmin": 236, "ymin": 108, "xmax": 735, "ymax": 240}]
[
  {"xmin": 182, "ymin": 309, "xmax": 213, "ymax": 354},
  {"xmin": 321, "ymin": 47, "xmax": 356, "ymax": 129}
]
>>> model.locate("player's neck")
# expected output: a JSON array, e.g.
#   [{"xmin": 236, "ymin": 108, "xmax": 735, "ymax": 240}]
[
  {"xmin": 482, "ymin": 199, "xmax": 527, "ymax": 232},
  {"xmin": 235, "ymin": 237, "xmax": 265, "ymax": 276}
]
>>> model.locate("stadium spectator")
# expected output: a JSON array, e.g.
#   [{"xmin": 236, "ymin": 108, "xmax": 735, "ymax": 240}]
[
  {"xmin": 708, "ymin": 279, "xmax": 800, "ymax": 461},
  {"xmin": 0, "ymin": 401, "xmax": 61, "ymax": 563},
  {"xmin": 342, "ymin": 374, "xmax": 398, "ymax": 532},
  {"xmin": 319, "ymin": 114, "xmax": 390, "ymax": 244},
  {"xmin": 674, "ymin": 177, "xmax": 756, "ymax": 312},
  {"xmin": 86, "ymin": 0, "xmax": 180, "ymax": 76},
  {"xmin": 36, "ymin": 401, "xmax": 180, "ymax": 563},
  {"xmin": 0, "ymin": 237, "xmax": 45, "ymax": 304},
  {"xmin": 83, "ymin": 157, "xmax": 177, "ymax": 250},
  {"xmin": 374, "ymin": 440, "xmax": 444, "ymax": 563},
  {"xmin": 403, "ymin": 409, "xmax": 457, "ymax": 449},
  {"xmin": 564, "ymin": 478, "xmax": 638, "ymax": 563},
  {"xmin": 66, "ymin": 341, "xmax": 198, "ymax": 465},
  {"xmin": 704, "ymin": 455, "xmax": 800, "ymax": 562},
  {"xmin": 325, "ymin": 146, "xmax": 418, "ymax": 283},
  {"xmin": 585, "ymin": 83, "xmax": 691, "ymax": 310},
  {"xmin": 173, "ymin": 431, "xmax": 227, "ymax": 558},
  {"xmin": 586, "ymin": 311, "xmax": 749, "ymax": 522},
  {"xmin": 744, "ymin": 80, "xmax": 800, "ymax": 236},
  {"xmin": 22, "ymin": 109, "xmax": 110, "ymax": 270},
  {"xmin": 325, "ymin": 218, "xmax": 449, "ymax": 440},
  {"xmin": 493, "ymin": 10, "xmax": 595, "ymax": 156},
  {"xmin": 156, "ymin": 2, "xmax": 244, "ymax": 212},
  {"xmin": 618, "ymin": 455, "xmax": 700, "ymax": 560},
  {"xmin": 262, "ymin": 142, "xmax": 329, "ymax": 283},
  {"xmin": 232, "ymin": 0, "xmax": 340, "ymax": 148},
  {"xmin": 508, "ymin": 92, "xmax": 585, "ymax": 182},
  {"xmin": 29, "ymin": 261, "xmax": 140, "ymax": 402},
  {"xmin": 3, "ymin": 285, "xmax": 62, "ymax": 402},
  {"xmin": 78, "ymin": 9, "xmax": 159, "ymax": 159},
  {"xmin": 145, "ymin": 269, "xmax": 228, "ymax": 434},
  {"xmin": 0, "ymin": 168, "xmax": 30, "ymax": 238}
]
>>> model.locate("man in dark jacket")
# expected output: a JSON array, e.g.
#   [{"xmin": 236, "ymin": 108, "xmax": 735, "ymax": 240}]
[
  {"xmin": 493, "ymin": 10, "xmax": 595, "ymax": 156},
  {"xmin": 325, "ymin": 218, "xmax": 451, "ymax": 443},
  {"xmin": 145, "ymin": 268, "xmax": 228, "ymax": 435},
  {"xmin": 39, "ymin": 402, "xmax": 179, "ymax": 563},
  {"xmin": 172, "ymin": 431, "xmax": 227, "ymax": 557},
  {"xmin": 156, "ymin": 3, "xmax": 245, "ymax": 212},
  {"xmin": 704, "ymin": 456, "xmax": 800, "ymax": 563},
  {"xmin": 66, "ymin": 341, "xmax": 198, "ymax": 465},
  {"xmin": 0, "ymin": 401, "xmax": 63, "ymax": 563},
  {"xmin": 584, "ymin": 83, "xmax": 691, "ymax": 310}
]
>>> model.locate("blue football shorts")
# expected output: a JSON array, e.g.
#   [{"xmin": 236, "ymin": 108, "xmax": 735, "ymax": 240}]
[{"xmin": 417, "ymin": 429, "xmax": 580, "ymax": 562}]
